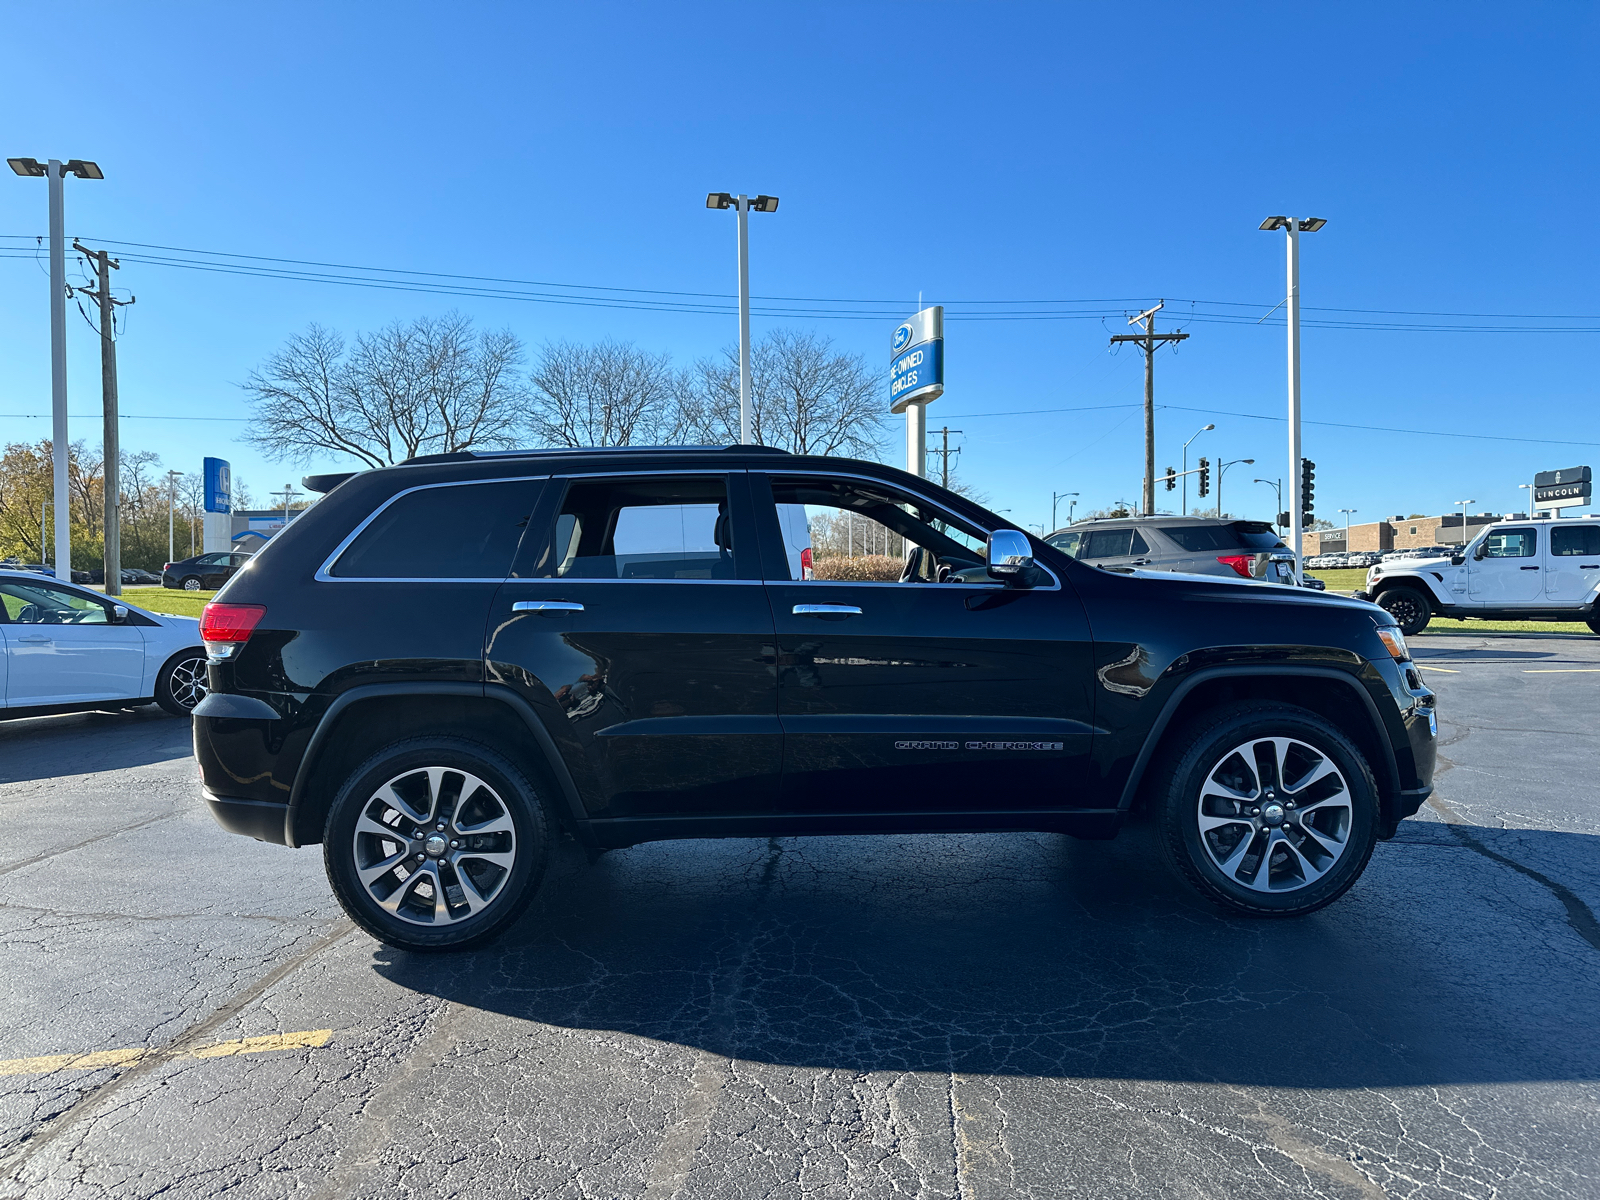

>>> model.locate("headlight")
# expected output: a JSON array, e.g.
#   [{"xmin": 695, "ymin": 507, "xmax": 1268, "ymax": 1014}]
[{"xmin": 1375, "ymin": 626, "xmax": 1410, "ymax": 662}]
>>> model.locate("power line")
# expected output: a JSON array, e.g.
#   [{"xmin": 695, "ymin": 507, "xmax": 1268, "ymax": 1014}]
[{"xmin": 0, "ymin": 411, "xmax": 248, "ymax": 421}]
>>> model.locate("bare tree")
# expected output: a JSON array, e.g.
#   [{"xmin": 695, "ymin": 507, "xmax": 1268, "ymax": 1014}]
[
  {"xmin": 682, "ymin": 329, "xmax": 883, "ymax": 457},
  {"xmin": 525, "ymin": 339, "xmax": 686, "ymax": 448},
  {"xmin": 242, "ymin": 314, "xmax": 525, "ymax": 468}
]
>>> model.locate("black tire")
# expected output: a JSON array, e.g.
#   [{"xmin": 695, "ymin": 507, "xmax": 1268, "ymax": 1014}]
[
  {"xmin": 181, "ymin": 576, "xmax": 203, "ymax": 591},
  {"xmin": 1376, "ymin": 586, "xmax": 1431, "ymax": 635},
  {"xmin": 154, "ymin": 648, "xmax": 209, "ymax": 717},
  {"xmin": 1152, "ymin": 702, "xmax": 1380, "ymax": 917},
  {"xmin": 1587, "ymin": 614, "xmax": 1600, "ymax": 637},
  {"xmin": 323, "ymin": 737, "xmax": 551, "ymax": 951}
]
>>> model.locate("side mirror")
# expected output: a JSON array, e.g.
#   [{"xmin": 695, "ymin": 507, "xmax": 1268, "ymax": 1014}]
[
  {"xmin": 987, "ymin": 529, "xmax": 1036, "ymax": 585},
  {"xmin": 112, "ymin": 604, "xmax": 129, "ymax": 623},
  {"xmin": 1471, "ymin": 544, "xmax": 1486, "ymax": 561}
]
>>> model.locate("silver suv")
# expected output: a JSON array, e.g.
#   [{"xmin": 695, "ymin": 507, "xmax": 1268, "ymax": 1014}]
[{"xmin": 1046, "ymin": 516, "xmax": 1304, "ymax": 585}]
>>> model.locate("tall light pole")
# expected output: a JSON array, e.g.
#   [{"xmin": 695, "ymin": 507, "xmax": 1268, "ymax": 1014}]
[
  {"xmin": 1519, "ymin": 481, "xmax": 1536, "ymax": 519},
  {"xmin": 1254, "ymin": 478, "xmax": 1283, "ymax": 529},
  {"xmin": 1340, "ymin": 507, "xmax": 1358, "ymax": 552},
  {"xmin": 1051, "ymin": 491, "xmax": 1079, "ymax": 531},
  {"xmin": 9, "ymin": 157, "xmax": 103, "ymax": 580},
  {"xmin": 1455, "ymin": 499, "xmax": 1476, "ymax": 548},
  {"xmin": 706, "ymin": 192, "xmax": 779, "ymax": 445},
  {"xmin": 1182, "ymin": 423, "xmax": 1214, "ymax": 515},
  {"xmin": 1260, "ymin": 215, "xmax": 1327, "ymax": 580},
  {"xmin": 167, "ymin": 470, "xmax": 182, "ymax": 564},
  {"xmin": 1216, "ymin": 458, "xmax": 1254, "ymax": 518}
]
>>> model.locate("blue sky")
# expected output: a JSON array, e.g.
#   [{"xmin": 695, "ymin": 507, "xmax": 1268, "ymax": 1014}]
[{"xmin": 2, "ymin": 2, "xmax": 1596, "ymax": 530}]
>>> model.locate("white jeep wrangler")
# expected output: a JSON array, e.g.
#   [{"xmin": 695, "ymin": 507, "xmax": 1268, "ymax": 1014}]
[{"xmin": 1356, "ymin": 517, "xmax": 1600, "ymax": 635}]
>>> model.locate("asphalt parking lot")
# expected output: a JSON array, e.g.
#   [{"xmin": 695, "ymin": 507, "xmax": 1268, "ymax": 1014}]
[{"xmin": 1, "ymin": 633, "xmax": 1597, "ymax": 1200}]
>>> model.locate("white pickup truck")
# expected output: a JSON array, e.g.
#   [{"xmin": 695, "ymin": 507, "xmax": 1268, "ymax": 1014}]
[{"xmin": 1355, "ymin": 517, "xmax": 1600, "ymax": 635}]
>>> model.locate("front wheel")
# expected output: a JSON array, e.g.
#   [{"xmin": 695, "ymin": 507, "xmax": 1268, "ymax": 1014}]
[
  {"xmin": 323, "ymin": 737, "xmax": 551, "ymax": 951},
  {"xmin": 1376, "ymin": 586, "xmax": 1431, "ymax": 635},
  {"xmin": 1587, "ymin": 614, "xmax": 1600, "ymax": 637},
  {"xmin": 1152, "ymin": 702, "xmax": 1379, "ymax": 917}
]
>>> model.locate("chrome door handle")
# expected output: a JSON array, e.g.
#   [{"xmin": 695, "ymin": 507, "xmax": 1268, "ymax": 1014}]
[
  {"xmin": 512, "ymin": 600, "xmax": 584, "ymax": 613},
  {"xmin": 793, "ymin": 603, "xmax": 862, "ymax": 617}
]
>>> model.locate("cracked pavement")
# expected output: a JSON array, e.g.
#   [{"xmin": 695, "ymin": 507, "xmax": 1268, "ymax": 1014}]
[{"xmin": 1, "ymin": 633, "xmax": 1597, "ymax": 1198}]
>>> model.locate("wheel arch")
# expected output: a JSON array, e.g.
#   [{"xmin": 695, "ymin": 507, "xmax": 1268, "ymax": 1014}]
[
  {"xmin": 285, "ymin": 683, "xmax": 589, "ymax": 849},
  {"xmin": 1121, "ymin": 667, "xmax": 1404, "ymax": 834},
  {"xmin": 1370, "ymin": 574, "xmax": 1450, "ymax": 610}
]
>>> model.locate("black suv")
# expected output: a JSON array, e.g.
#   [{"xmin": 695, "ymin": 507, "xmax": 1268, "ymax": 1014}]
[{"xmin": 193, "ymin": 447, "xmax": 1436, "ymax": 950}]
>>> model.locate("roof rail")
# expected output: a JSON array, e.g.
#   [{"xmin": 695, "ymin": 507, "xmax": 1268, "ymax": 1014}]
[{"xmin": 403, "ymin": 444, "xmax": 795, "ymax": 462}]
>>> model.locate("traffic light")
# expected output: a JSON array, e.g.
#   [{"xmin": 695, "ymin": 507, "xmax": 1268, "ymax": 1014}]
[
  {"xmin": 1277, "ymin": 511, "xmax": 1291, "ymax": 529},
  {"xmin": 1197, "ymin": 457, "xmax": 1210, "ymax": 498},
  {"xmin": 1300, "ymin": 458, "xmax": 1316, "ymax": 517},
  {"xmin": 1164, "ymin": 466, "xmax": 1176, "ymax": 492}
]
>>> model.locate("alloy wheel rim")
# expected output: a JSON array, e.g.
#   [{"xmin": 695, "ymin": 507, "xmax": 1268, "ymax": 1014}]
[
  {"xmin": 352, "ymin": 766, "xmax": 517, "ymax": 927},
  {"xmin": 168, "ymin": 656, "xmax": 208, "ymax": 710},
  {"xmin": 1196, "ymin": 736, "xmax": 1353, "ymax": 893},
  {"xmin": 183, "ymin": 577, "xmax": 202, "ymax": 590}
]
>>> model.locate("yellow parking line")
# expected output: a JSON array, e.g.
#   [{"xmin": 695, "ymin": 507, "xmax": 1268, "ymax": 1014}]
[
  {"xmin": 0, "ymin": 1029, "xmax": 332, "ymax": 1076},
  {"xmin": 1417, "ymin": 666, "xmax": 1459, "ymax": 673},
  {"xmin": 1523, "ymin": 669, "xmax": 1600, "ymax": 673}
]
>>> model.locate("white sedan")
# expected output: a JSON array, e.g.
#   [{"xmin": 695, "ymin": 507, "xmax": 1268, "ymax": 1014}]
[{"xmin": 0, "ymin": 569, "xmax": 207, "ymax": 720}]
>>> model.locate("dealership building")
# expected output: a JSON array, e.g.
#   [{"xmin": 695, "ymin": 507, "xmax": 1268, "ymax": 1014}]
[{"xmin": 1305, "ymin": 513, "xmax": 1510, "ymax": 556}]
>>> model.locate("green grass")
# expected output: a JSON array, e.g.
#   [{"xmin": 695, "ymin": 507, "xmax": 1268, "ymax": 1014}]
[
  {"xmin": 1306, "ymin": 567, "xmax": 1594, "ymax": 636},
  {"xmin": 125, "ymin": 588, "xmax": 216, "ymax": 618}
]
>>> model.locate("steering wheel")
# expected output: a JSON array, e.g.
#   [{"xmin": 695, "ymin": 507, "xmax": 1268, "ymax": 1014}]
[{"xmin": 899, "ymin": 545, "xmax": 927, "ymax": 583}]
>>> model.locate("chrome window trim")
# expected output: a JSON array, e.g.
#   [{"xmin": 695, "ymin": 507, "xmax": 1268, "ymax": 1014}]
[
  {"xmin": 314, "ymin": 475, "xmax": 550, "ymax": 583},
  {"xmin": 762, "ymin": 467, "xmax": 1063, "ymax": 592}
]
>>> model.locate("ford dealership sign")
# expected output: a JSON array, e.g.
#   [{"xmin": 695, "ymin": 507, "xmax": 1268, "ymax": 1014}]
[{"xmin": 889, "ymin": 306, "xmax": 944, "ymax": 413}]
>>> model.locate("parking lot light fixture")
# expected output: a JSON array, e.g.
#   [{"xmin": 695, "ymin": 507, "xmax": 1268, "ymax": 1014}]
[
  {"xmin": 11, "ymin": 155, "xmax": 105, "ymax": 580},
  {"xmin": 1518, "ymin": 481, "xmax": 1537, "ymax": 519},
  {"xmin": 1051, "ymin": 491, "xmax": 1079, "ymax": 530},
  {"xmin": 1260, "ymin": 215, "xmax": 1327, "ymax": 582},
  {"xmin": 1254, "ymin": 478, "xmax": 1284, "ymax": 529},
  {"xmin": 1340, "ymin": 508, "xmax": 1357, "ymax": 552},
  {"xmin": 706, "ymin": 189, "xmax": 779, "ymax": 444},
  {"xmin": 1455, "ymin": 499, "xmax": 1476, "ymax": 547}
]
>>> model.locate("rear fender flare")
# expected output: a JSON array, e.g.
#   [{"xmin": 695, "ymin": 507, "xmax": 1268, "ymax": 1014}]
[{"xmin": 284, "ymin": 682, "xmax": 589, "ymax": 847}]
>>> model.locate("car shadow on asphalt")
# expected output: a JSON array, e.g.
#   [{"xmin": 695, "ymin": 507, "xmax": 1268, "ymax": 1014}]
[
  {"xmin": 372, "ymin": 822, "xmax": 1600, "ymax": 1089},
  {"xmin": 0, "ymin": 708, "xmax": 190, "ymax": 784}
]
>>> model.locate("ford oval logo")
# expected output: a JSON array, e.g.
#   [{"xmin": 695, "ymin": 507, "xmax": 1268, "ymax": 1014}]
[{"xmin": 892, "ymin": 322, "xmax": 914, "ymax": 354}]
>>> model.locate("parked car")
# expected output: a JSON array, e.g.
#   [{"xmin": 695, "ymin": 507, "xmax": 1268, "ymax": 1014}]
[
  {"xmin": 163, "ymin": 551, "xmax": 251, "ymax": 591},
  {"xmin": 1346, "ymin": 552, "xmax": 1382, "ymax": 568},
  {"xmin": 84, "ymin": 567, "xmax": 166, "ymax": 586},
  {"xmin": 0, "ymin": 569, "xmax": 208, "ymax": 720},
  {"xmin": 1359, "ymin": 517, "xmax": 1600, "ymax": 635},
  {"xmin": 1046, "ymin": 516, "xmax": 1302, "ymax": 585},
  {"xmin": 193, "ymin": 446, "xmax": 1436, "ymax": 950}
]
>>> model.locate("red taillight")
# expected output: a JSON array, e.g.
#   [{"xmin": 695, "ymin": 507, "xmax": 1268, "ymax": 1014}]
[
  {"xmin": 800, "ymin": 546, "xmax": 814, "ymax": 580},
  {"xmin": 163, "ymin": 562, "xmax": 173, "ymax": 573},
  {"xmin": 200, "ymin": 602, "xmax": 266, "ymax": 644},
  {"xmin": 1216, "ymin": 554, "xmax": 1254, "ymax": 579}
]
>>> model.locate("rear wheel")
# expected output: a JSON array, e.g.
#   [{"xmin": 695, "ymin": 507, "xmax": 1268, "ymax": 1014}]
[
  {"xmin": 154, "ymin": 650, "xmax": 208, "ymax": 716},
  {"xmin": 1152, "ymin": 702, "xmax": 1379, "ymax": 917},
  {"xmin": 181, "ymin": 576, "xmax": 203, "ymax": 591},
  {"xmin": 323, "ymin": 737, "xmax": 551, "ymax": 951},
  {"xmin": 1376, "ymin": 586, "xmax": 1431, "ymax": 635}
]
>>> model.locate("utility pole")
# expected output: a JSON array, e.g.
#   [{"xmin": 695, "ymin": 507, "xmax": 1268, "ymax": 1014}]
[
  {"xmin": 928, "ymin": 427, "xmax": 963, "ymax": 489},
  {"xmin": 1110, "ymin": 301, "xmax": 1189, "ymax": 516},
  {"xmin": 73, "ymin": 241, "xmax": 133, "ymax": 596}
]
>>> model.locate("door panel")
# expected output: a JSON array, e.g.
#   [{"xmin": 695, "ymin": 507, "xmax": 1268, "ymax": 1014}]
[
  {"xmin": 1467, "ymin": 527, "xmax": 1543, "ymax": 604},
  {"xmin": 0, "ymin": 580, "xmax": 145, "ymax": 704},
  {"xmin": 753, "ymin": 471, "xmax": 1097, "ymax": 816},
  {"xmin": 1546, "ymin": 524, "xmax": 1600, "ymax": 604},
  {"xmin": 767, "ymin": 582, "xmax": 1095, "ymax": 813},
  {"xmin": 488, "ymin": 472, "xmax": 780, "ymax": 820}
]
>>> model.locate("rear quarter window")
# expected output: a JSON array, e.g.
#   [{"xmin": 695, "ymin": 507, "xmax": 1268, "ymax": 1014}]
[{"xmin": 330, "ymin": 479, "xmax": 542, "ymax": 579}]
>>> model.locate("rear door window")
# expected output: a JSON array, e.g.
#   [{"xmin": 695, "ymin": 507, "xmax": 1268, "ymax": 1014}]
[
  {"xmin": 531, "ymin": 476, "xmax": 738, "ymax": 580},
  {"xmin": 331, "ymin": 479, "xmax": 543, "ymax": 579},
  {"xmin": 1080, "ymin": 529, "xmax": 1133, "ymax": 559},
  {"xmin": 1551, "ymin": 525, "xmax": 1600, "ymax": 557}
]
